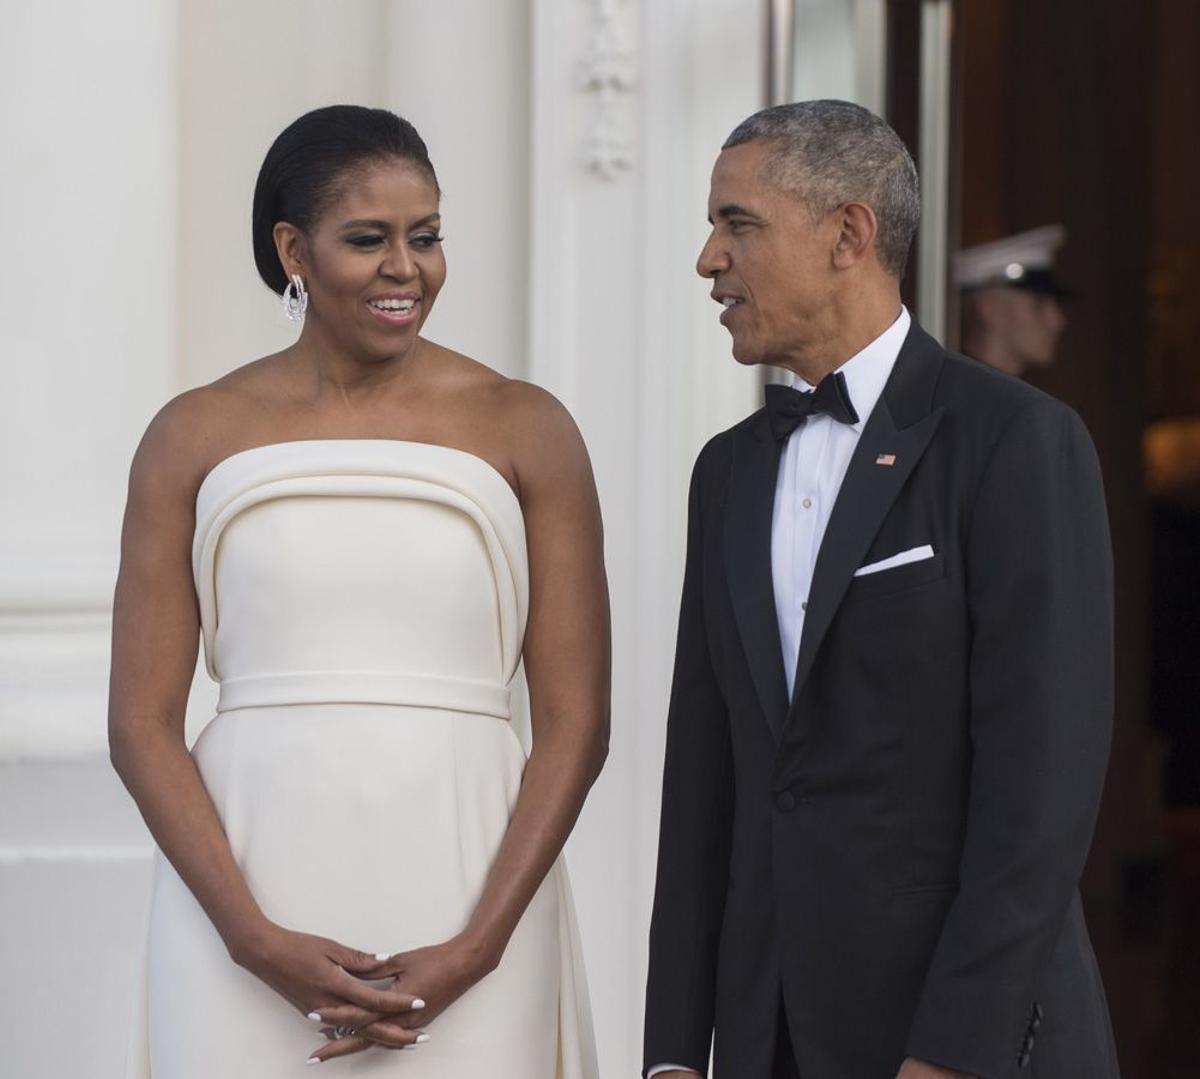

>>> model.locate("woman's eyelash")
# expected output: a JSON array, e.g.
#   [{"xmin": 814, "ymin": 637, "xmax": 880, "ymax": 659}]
[{"xmin": 346, "ymin": 233, "xmax": 444, "ymax": 248}]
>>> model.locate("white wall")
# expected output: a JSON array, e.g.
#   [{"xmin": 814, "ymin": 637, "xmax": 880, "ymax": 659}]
[{"xmin": 0, "ymin": 2, "xmax": 771, "ymax": 1075}]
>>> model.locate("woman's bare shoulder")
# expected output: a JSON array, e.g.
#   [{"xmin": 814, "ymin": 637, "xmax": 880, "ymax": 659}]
[
  {"xmin": 131, "ymin": 355, "xmax": 287, "ymax": 500},
  {"xmin": 490, "ymin": 379, "xmax": 593, "ymax": 495},
  {"xmin": 494, "ymin": 378, "xmax": 582, "ymax": 446},
  {"xmin": 418, "ymin": 345, "xmax": 589, "ymax": 492}
]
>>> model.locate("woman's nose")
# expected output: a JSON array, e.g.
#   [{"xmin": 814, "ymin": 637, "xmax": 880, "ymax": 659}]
[{"xmin": 381, "ymin": 246, "xmax": 417, "ymax": 281}]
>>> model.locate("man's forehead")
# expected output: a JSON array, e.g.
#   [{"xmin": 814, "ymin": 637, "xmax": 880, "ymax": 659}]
[
  {"xmin": 707, "ymin": 142, "xmax": 772, "ymax": 212},
  {"xmin": 711, "ymin": 141, "xmax": 769, "ymax": 185}
]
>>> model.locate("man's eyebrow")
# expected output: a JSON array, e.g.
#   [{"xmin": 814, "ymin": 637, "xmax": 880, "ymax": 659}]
[{"xmin": 707, "ymin": 203, "xmax": 763, "ymax": 225}]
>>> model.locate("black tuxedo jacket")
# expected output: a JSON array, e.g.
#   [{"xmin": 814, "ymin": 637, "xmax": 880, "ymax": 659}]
[{"xmin": 644, "ymin": 323, "xmax": 1119, "ymax": 1079}]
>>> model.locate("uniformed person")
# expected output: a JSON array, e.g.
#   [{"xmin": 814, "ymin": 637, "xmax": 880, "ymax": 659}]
[{"xmin": 956, "ymin": 224, "xmax": 1071, "ymax": 378}]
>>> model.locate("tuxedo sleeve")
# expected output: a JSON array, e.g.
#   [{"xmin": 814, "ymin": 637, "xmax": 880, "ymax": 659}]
[
  {"xmin": 643, "ymin": 446, "xmax": 734, "ymax": 1077},
  {"xmin": 904, "ymin": 399, "xmax": 1114, "ymax": 1078}
]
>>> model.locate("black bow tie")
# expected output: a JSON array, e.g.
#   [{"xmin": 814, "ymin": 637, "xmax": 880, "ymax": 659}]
[{"xmin": 764, "ymin": 372, "xmax": 860, "ymax": 442}]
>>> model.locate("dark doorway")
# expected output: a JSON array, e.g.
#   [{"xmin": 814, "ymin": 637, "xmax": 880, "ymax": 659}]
[{"xmin": 945, "ymin": 1, "xmax": 1200, "ymax": 1074}]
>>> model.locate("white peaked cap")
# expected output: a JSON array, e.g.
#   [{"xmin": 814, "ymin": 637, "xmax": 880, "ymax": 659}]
[{"xmin": 954, "ymin": 224, "xmax": 1067, "ymax": 290}]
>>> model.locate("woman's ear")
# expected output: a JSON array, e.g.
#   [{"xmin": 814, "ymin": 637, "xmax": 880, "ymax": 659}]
[
  {"xmin": 273, "ymin": 221, "xmax": 306, "ymax": 280},
  {"xmin": 832, "ymin": 201, "xmax": 879, "ymax": 270}
]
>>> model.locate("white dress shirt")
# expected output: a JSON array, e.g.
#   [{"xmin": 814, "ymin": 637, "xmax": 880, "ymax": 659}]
[
  {"xmin": 771, "ymin": 305, "xmax": 909, "ymax": 698},
  {"xmin": 647, "ymin": 306, "xmax": 910, "ymax": 1079}
]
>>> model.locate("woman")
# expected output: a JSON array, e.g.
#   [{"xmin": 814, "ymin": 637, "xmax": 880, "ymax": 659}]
[{"xmin": 110, "ymin": 105, "xmax": 608, "ymax": 1076}]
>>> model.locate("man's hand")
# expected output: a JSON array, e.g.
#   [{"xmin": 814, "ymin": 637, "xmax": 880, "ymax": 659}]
[{"xmin": 897, "ymin": 1058, "xmax": 976, "ymax": 1079}]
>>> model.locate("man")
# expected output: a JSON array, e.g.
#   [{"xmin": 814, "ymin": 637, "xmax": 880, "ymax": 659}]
[
  {"xmin": 956, "ymin": 225, "xmax": 1070, "ymax": 379},
  {"xmin": 644, "ymin": 101, "xmax": 1118, "ymax": 1079}
]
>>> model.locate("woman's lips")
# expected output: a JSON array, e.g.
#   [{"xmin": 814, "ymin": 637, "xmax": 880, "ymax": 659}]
[{"xmin": 366, "ymin": 299, "xmax": 420, "ymax": 327}]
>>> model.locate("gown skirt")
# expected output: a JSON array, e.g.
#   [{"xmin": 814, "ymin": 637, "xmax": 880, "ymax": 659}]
[{"xmin": 124, "ymin": 440, "xmax": 599, "ymax": 1078}]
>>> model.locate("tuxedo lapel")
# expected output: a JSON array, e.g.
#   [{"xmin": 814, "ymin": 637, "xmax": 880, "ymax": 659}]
[
  {"xmin": 786, "ymin": 324, "xmax": 947, "ymax": 723},
  {"xmin": 725, "ymin": 412, "xmax": 790, "ymax": 741}
]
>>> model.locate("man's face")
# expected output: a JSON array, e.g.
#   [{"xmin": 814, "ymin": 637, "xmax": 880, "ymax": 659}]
[
  {"xmin": 977, "ymin": 286, "xmax": 1067, "ymax": 370},
  {"xmin": 697, "ymin": 141, "xmax": 842, "ymax": 367},
  {"xmin": 1007, "ymin": 290, "xmax": 1067, "ymax": 368}
]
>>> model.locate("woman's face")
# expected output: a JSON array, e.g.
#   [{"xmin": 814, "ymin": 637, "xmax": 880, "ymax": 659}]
[{"xmin": 280, "ymin": 158, "xmax": 446, "ymax": 361}]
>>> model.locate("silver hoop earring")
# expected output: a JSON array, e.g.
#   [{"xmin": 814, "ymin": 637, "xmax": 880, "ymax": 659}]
[{"xmin": 282, "ymin": 273, "xmax": 308, "ymax": 321}]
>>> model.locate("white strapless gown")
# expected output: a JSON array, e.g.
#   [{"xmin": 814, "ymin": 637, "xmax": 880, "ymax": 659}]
[{"xmin": 126, "ymin": 440, "xmax": 599, "ymax": 1078}]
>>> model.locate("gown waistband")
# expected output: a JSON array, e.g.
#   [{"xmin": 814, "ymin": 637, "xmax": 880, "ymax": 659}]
[{"xmin": 216, "ymin": 671, "xmax": 512, "ymax": 719}]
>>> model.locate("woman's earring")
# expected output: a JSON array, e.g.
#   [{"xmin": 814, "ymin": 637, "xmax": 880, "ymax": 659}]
[{"xmin": 282, "ymin": 273, "xmax": 308, "ymax": 321}]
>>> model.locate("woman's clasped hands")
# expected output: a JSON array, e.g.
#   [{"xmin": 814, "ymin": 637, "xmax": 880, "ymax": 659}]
[{"xmin": 231, "ymin": 922, "xmax": 492, "ymax": 1065}]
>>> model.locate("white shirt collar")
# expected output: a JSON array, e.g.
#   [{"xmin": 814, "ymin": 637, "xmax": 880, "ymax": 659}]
[{"xmin": 792, "ymin": 305, "xmax": 911, "ymax": 430}]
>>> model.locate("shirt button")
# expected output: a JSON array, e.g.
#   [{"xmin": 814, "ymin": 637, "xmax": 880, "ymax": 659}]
[
  {"xmin": 802, "ymin": 497, "xmax": 813, "ymax": 509},
  {"xmin": 775, "ymin": 791, "xmax": 796, "ymax": 812},
  {"xmin": 801, "ymin": 601, "xmax": 808, "ymax": 611}
]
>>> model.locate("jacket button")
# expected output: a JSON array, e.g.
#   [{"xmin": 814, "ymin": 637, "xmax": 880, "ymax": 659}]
[
  {"xmin": 775, "ymin": 791, "xmax": 796, "ymax": 812},
  {"xmin": 1033, "ymin": 1002, "xmax": 1044, "ymax": 1022},
  {"xmin": 1023, "ymin": 1033, "xmax": 1035, "ymax": 1052},
  {"xmin": 1017, "ymin": 1049, "xmax": 1031, "ymax": 1069}
]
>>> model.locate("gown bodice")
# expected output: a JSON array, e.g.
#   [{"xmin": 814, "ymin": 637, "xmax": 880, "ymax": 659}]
[{"xmin": 191, "ymin": 440, "xmax": 528, "ymax": 718}]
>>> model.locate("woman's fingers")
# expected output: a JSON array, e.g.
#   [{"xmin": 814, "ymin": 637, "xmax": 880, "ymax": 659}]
[
  {"xmin": 308, "ymin": 998, "xmax": 423, "ymax": 1028},
  {"xmin": 306, "ymin": 1031, "xmax": 372, "ymax": 1064},
  {"xmin": 308, "ymin": 1004, "xmax": 378, "ymax": 1028},
  {"xmin": 359, "ymin": 950, "xmax": 396, "ymax": 975},
  {"xmin": 328, "ymin": 968, "xmax": 422, "ymax": 1014},
  {"xmin": 331, "ymin": 945, "xmax": 387, "ymax": 975},
  {"xmin": 357, "ymin": 1020, "xmax": 430, "ymax": 1049},
  {"xmin": 306, "ymin": 1025, "xmax": 428, "ymax": 1064}
]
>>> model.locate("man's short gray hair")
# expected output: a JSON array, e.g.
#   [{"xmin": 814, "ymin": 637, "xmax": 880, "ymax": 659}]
[{"xmin": 723, "ymin": 100, "xmax": 920, "ymax": 277}]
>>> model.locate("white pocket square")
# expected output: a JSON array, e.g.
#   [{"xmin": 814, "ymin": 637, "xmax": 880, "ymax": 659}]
[{"xmin": 854, "ymin": 544, "xmax": 935, "ymax": 577}]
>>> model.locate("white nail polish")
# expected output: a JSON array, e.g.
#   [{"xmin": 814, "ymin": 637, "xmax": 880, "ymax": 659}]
[
  {"xmin": 307, "ymin": 1012, "xmax": 322, "ymax": 1022},
  {"xmin": 306, "ymin": 1057, "xmax": 321, "ymax": 1066},
  {"xmin": 374, "ymin": 952, "xmax": 389, "ymax": 961},
  {"xmin": 415, "ymin": 1033, "xmax": 430, "ymax": 1044},
  {"xmin": 411, "ymin": 998, "xmax": 426, "ymax": 1009}
]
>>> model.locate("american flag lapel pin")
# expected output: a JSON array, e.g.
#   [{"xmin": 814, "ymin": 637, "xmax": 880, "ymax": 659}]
[{"xmin": 875, "ymin": 453, "xmax": 897, "ymax": 466}]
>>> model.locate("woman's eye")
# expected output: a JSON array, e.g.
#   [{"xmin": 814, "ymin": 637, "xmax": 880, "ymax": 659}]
[
  {"xmin": 411, "ymin": 233, "xmax": 444, "ymax": 250},
  {"xmin": 347, "ymin": 235, "xmax": 385, "ymax": 248}
]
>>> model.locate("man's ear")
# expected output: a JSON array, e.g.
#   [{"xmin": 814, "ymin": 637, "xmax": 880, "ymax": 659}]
[
  {"xmin": 273, "ymin": 221, "xmax": 307, "ymax": 280},
  {"xmin": 832, "ymin": 201, "xmax": 878, "ymax": 269}
]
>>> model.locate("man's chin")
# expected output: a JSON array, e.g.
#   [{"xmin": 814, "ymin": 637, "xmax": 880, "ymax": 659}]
[{"xmin": 729, "ymin": 337, "xmax": 764, "ymax": 367}]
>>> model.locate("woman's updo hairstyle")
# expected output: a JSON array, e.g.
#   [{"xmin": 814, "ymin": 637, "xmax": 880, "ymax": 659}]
[{"xmin": 252, "ymin": 104, "xmax": 439, "ymax": 295}]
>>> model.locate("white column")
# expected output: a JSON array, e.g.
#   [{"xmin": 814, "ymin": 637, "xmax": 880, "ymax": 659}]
[
  {"xmin": 529, "ymin": 1, "xmax": 765, "ymax": 1071},
  {"xmin": 0, "ymin": 3, "xmax": 180, "ymax": 1076}
]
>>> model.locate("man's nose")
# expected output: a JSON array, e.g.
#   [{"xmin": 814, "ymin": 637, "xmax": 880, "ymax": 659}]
[{"xmin": 696, "ymin": 233, "xmax": 730, "ymax": 279}]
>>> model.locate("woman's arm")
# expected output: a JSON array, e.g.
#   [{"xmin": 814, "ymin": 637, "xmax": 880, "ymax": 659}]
[
  {"xmin": 109, "ymin": 394, "xmax": 266, "ymax": 955},
  {"xmin": 109, "ymin": 394, "xmax": 421, "ymax": 1037},
  {"xmin": 456, "ymin": 381, "xmax": 611, "ymax": 964}
]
